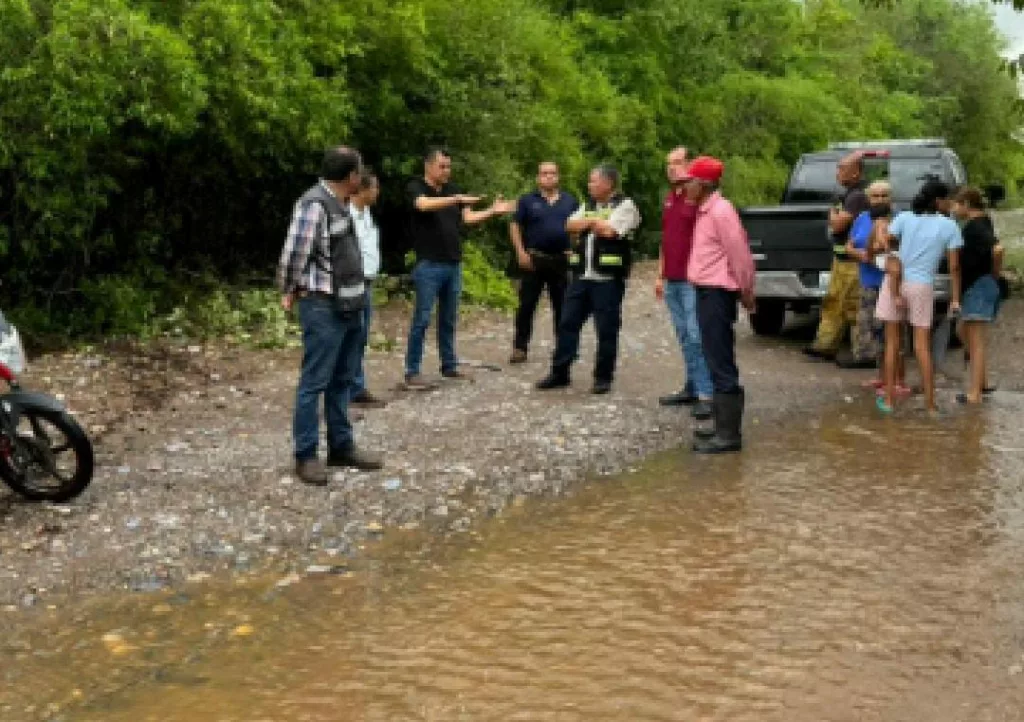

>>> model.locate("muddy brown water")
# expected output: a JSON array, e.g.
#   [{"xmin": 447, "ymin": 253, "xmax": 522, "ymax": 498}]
[{"xmin": 4, "ymin": 396, "xmax": 1024, "ymax": 721}]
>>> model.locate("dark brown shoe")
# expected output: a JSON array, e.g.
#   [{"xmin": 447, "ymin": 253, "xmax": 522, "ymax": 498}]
[
  {"xmin": 350, "ymin": 390, "xmax": 387, "ymax": 409},
  {"xmin": 509, "ymin": 349, "xmax": 528, "ymax": 364},
  {"xmin": 403, "ymin": 374, "xmax": 437, "ymax": 391},
  {"xmin": 327, "ymin": 446, "xmax": 383, "ymax": 471},
  {"xmin": 295, "ymin": 459, "xmax": 328, "ymax": 486},
  {"xmin": 441, "ymin": 368, "xmax": 473, "ymax": 381}
]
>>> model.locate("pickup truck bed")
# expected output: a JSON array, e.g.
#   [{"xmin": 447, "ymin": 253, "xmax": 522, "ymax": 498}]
[
  {"xmin": 744, "ymin": 205, "xmax": 831, "ymax": 301},
  {"xmin": 743, "ymin": 202, "xmax": 952, "ymax": 336},
  {"xmin": 742, "ymin": 141, "xmax": 965, "ymax": 336}
]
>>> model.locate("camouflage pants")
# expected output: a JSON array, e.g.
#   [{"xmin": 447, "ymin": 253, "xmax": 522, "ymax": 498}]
[{"xmin": 856, "ymin": 285, "xmax": 882, "ymax": 363}]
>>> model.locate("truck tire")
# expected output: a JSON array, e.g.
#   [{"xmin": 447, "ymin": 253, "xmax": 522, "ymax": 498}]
[{"xmin": 750, "ymin": 300, "xmax": 787, "ymax": 336}]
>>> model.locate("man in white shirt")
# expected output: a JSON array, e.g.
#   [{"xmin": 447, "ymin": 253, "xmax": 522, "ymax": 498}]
[{"xmin": 350, "ymin": 169, "xmax": 386, "ymax": 408}]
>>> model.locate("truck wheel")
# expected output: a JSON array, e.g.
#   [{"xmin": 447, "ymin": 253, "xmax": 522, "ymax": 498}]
[{"xmin": 750, "ymin": 300, "xmax": 787, "ymax": 336}]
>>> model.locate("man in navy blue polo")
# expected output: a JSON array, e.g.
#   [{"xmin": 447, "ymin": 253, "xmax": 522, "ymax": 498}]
[{"xmin": 508, "ymin": 162, "xmax": 579, "ymax": 364}]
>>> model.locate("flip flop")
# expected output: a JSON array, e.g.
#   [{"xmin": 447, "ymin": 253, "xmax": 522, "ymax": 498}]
[
  {"xmin": 876, "ymin": 385, "xmax": 911, "ymax": 399},
  {"xmin": 875, "ymin": 396, "xmax": 893, "ymax": 415}
]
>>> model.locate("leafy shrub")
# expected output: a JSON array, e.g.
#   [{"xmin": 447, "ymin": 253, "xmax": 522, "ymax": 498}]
[
  {"xmin": 1, "ymin": 0, "xmax": 1021, "ymax": 346},
  {"xmin": 147, "ymin": 287, "xmax": 300, "ymax": 348},
  {"xmin": 459, "ymin": 242, "xmax": 517, "ymax": 311}
]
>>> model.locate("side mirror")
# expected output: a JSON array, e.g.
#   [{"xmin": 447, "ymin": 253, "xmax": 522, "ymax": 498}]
[{"xmin": 984, "ymin": 184, "xmax": 1006, "ymax": 206}]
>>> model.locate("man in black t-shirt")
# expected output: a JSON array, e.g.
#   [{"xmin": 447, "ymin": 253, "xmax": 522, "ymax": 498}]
[{"xmin": 403, "ymin": 147, "xmax": 515, "ymax": 388}]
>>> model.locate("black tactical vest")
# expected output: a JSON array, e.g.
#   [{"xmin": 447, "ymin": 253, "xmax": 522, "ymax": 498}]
[
  {"xmin": 567, "ymin": 194, "xmax": 635, "ymax": 279},
  {"xmin": 299, "ymin": 183, "xmax": 366, "ymax": 314}
]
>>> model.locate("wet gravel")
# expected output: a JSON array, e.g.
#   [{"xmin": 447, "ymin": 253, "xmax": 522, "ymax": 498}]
[{"xmin": 0, "ymin": 260, "xmax": 1022, "ymax": 614}]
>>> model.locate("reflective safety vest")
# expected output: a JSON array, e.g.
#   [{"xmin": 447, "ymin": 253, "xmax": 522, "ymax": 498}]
[
  {"xmin": 299, "ymin": 183, "xmax": 366, "ymax": 313},
  {"xmin": 567, "ymin": 194, "xmax": 634, "ymax": 279}
]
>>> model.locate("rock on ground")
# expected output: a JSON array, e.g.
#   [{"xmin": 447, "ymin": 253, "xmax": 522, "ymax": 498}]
[{"xmin": 0, "ymin": 261, "xmax": 1022, "ymax": 611}]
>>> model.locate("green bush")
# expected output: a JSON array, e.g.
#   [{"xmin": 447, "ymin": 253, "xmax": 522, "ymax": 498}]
[
  {"xmin": 1, "ymin": 0, "xmax": 1022, "ymax": 345},
  {"xmin": 401, "ymin": 244, "xmax": 516, "ymax": 311},
  {"xmin": 146, "ymin": 286, "xmax": 300, "ymax": 348},
  {"xmin": 460, "ymin": 243, "xmax": 517, "ymax": 311},
  {"xmin": 1004, "ymin": 247, "xmax": 1024, "ymax": 292},
  {"xmin": 76, "ymin": 275, "xmax": 160, "ymax": 337}
]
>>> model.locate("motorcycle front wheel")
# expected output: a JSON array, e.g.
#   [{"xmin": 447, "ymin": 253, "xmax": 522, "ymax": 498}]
[{"xmin": 0, "ymin": 408, "xmax": 94, "ymax": 502}]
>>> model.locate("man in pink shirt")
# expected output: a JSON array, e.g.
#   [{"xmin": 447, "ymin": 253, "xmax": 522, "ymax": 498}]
[{"xmin": 684, "ymin": 156, "xmax": 755, "ymax": 454}]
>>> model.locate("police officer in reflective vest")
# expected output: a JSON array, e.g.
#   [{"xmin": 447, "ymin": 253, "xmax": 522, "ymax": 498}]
[{"xmin": 536, "ymin": 164, "xmax": 641, "ymax": 395}]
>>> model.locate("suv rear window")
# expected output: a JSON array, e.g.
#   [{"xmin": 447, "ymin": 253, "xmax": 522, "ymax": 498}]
[{"xmin": 784, "ymin": 156, "xmax": 953, "ymax": 204}]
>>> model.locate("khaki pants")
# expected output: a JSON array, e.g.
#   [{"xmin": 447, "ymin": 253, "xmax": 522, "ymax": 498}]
[{"xmin": 811, "ymin": 258, "xmax": 860, "ymax": 354}]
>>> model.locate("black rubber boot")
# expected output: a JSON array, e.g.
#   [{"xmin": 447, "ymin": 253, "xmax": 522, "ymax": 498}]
[
  {"xmin": 694, "ymin": 398, "xmax": 717, "ymax": 440},
  {"xmin": 693, "ymin": 389, "xmax": 744, "ymax": 454}
]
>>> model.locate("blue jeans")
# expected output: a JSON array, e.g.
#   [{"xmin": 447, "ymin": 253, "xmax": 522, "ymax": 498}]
[
  {"xmin": 405, "ymin": 260, "xmax": 461, "ymax": 377},
  {"xmin": 293, "ymin": 295, "xmax": 364, "ymax": 461},
  {"xmin": 664, "ymin": 281, "xmax": 713, "ymax": 399},
  {"xmin": 961, "ymin": 275, "xmax": 1001, "ymax": 322},
  {"xmin": 352, "ymin": 286, "xmax": 373, "ymax": 395}
]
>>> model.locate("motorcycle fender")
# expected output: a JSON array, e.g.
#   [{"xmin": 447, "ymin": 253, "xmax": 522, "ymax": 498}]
[{"xmin": 0, "ymin": 391, "xmax": 66, "ymax": 423}]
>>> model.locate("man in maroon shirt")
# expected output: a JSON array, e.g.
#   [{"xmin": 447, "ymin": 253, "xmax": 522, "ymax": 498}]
[{"xmin": 655, "ymin": 147, "xmax": 712, "ymax": 420}]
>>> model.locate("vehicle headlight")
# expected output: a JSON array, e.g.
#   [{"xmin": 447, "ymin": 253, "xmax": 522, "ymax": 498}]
[{"xmin": 818, "ymin": 271, "xmax": 832, "ymax": 289}]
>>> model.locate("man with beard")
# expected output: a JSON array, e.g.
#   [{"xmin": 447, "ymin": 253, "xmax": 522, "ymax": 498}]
[{"xmin": 845, "ymin": 180, "xmax": 895, "ymax": 390}]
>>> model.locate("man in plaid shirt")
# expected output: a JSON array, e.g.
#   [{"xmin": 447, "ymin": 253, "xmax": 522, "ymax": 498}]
[{"xmin": 278, "ymin": 146, "xmax": 383, "ymax": 485}]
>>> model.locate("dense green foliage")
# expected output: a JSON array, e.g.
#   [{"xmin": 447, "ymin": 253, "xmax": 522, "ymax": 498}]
[{"xmin": 1, "ymin": 0, "xmax": 1023, "ymax": 340}]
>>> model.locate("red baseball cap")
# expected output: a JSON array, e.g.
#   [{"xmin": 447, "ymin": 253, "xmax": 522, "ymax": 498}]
[{"xmin": 683, "ymin": 156, "xmax": 724, "ymax": 183}]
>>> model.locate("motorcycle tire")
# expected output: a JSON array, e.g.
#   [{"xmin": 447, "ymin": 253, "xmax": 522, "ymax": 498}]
[{"xmin": 0, "ymin": 408, "xmax": 94, "ymax": 502}]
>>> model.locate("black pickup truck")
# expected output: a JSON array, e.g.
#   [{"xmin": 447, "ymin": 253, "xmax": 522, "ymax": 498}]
[{"xmin": 743, "ymin": 139, "xmax": 1001, "ymax": 336}]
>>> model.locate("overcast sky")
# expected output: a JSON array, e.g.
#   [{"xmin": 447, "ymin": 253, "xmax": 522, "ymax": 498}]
[{"xmin": 993, "ymin": 2, "xmax": 1024, "ymax": 58}]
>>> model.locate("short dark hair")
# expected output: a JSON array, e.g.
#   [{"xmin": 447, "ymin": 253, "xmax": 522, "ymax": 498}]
[
  {"xmin": 594, "ymin": 163, "xmax": 619, "ymax": 188},
  {"xmin": 912, "ymin": 178, "xmax": 950, "ymax": 215},
  {"xmin": 955, "ymin": 185, "xmax": 986, "ymax": 211},
  {"xmin": 424, "ymin": 146, "xmax": 450, "ymax": 165},
  {"xmin": 359, "ymin": 168, "xmax": 378, "ymax": 189},
  {"xmin": 321, "ymin": 146, "xmax": 362, "ymax": 182}
]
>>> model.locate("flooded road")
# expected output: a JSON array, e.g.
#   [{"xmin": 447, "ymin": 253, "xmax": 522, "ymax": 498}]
[{"xmin": 5, "ymin": 396, "xmax": 1024, "ymax": 721}]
